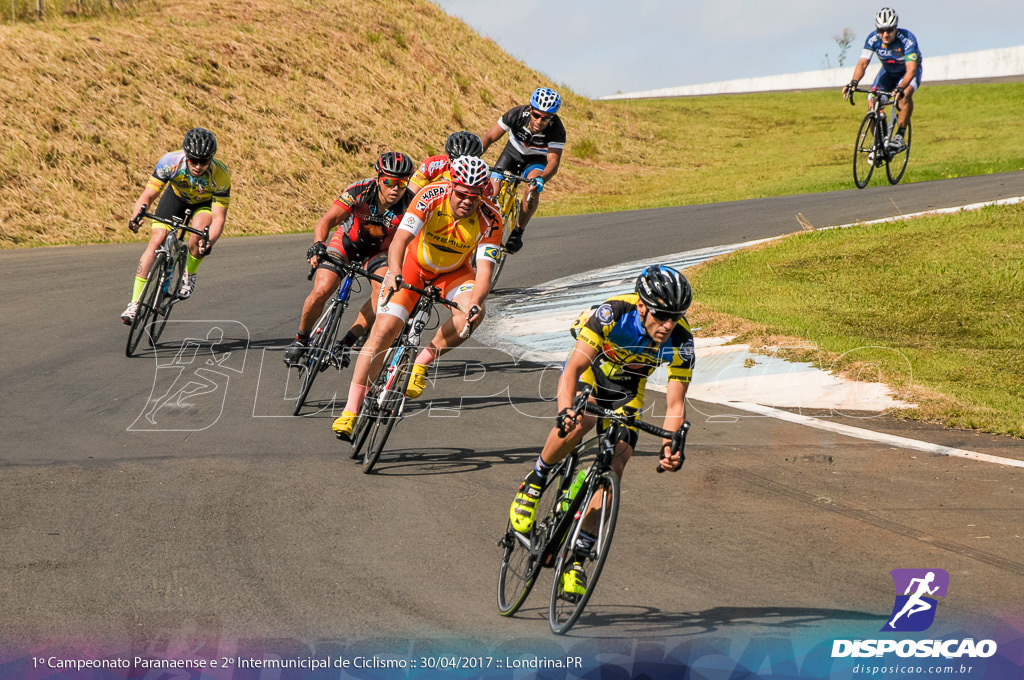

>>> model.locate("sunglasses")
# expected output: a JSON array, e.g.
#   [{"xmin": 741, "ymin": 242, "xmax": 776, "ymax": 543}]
[
  {"xmin": 186, "ymin": 157, "xmax": 211, "ymax": 166},
  {"xmin": 878, "ymin": 26, "xmax": 896, "ymax": 33},
  {"xmin": 530, "ymin": 110, "xmax": 553, "ymax": 121},
  {"xmin": 650, "ymin": 309, "xmax": 684, "ymax": 323},
  {"xmin": 452, "ymin": 188, "xmax": 483, "ymax": 201},
  {"xmin": 379, "ymin": 175, "xmax": 409, "ymax": 188}
]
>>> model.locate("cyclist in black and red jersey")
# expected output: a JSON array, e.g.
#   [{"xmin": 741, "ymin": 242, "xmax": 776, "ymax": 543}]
[
  {"xmin": 282, "ymin": 152, "xmax": 415, "ymax": 366},
  {"xmin": 479, "ymin": 87, "xmax": 566, "ymax": 255}
]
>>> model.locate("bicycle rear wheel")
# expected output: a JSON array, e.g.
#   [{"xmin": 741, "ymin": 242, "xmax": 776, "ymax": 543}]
[
  {"xmin": 148, "ymin": 250, "xmax": 184, "ymax": 347},
  {"xmin": 362, "ymin": 348, "xmax": 412, "ymax": 473},
  {"xmin": 497, "ymin": 458, "xmax": 574, "ymax": 616},
  {"xmin": 548, "ymin": 468, "xmax": 620, "ymax": 635},
  {"xmin": 293, "ymin": 300, "xmax": 342, "ymax": 416},
  {"xmin": 885, "ymin": 120, "xmax": 912, "ymax": 185},
  {"xmin": 853, "ymin": 113, "xmax": 877, "ymax": 189},
  {"xmin": 126, "ymin": 253, "xmax": 166, "ymax": 357}
]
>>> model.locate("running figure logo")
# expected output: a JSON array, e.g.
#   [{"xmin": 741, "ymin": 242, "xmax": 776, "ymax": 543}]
[{"xmin": 882, "ymin": 568, "xmax": 949, "ymax": 632}]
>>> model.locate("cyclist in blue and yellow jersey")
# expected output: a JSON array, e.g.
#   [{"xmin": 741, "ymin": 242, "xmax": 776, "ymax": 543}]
[
  {"xmin": 282, "ymin": 152, "xmax": 416, "ymax": 367},
  {"xmin": 508, "ymin": 265, "xmax": 694, "ymax": 597},
  {"xmin": 479, "ymin": 87, "xmax": 565, "ymax": 255},
  {"xmin": 121, "ymin": 127, "xmax": 231, "ymax": 324},
  {"xmin": 842, "ymin": 7, "xmax": 922, "ymax": 153},
  {"xmin": 407, "ymin": 131, "xmax": 485, "ymax": 194}
]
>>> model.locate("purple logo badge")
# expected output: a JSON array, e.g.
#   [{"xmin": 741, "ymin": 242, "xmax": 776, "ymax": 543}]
[{"xmin": 882, "ymin": 568, "xmax": 949, "ymax": 632}]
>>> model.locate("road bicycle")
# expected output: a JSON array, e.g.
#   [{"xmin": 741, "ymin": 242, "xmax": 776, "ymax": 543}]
[
  {"xmin": 125, "ymin": 206, "xmax": 209, "ymax": 357},
  {"xmin": 488, "ymin": 170, "xmax": 537, "ymax": 288},
  {"xmin": 288, "ymin": 252, "xmax": 381, "ymax": 416},
  {"xmin": 848, "ymin": 86, "xmax": 912, "ymax": 189},
  {"xmin": 347, "ymin": 279, "xmax": 474, "ymax": 473},
  {"xmin": 496, "ymin": 386, "xmax": 689, "ymax": 634}
]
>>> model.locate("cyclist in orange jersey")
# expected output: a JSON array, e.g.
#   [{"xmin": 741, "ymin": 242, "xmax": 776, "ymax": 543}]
[
  {"xmin": 408, "ymin": 131, "xmax": 484, "ymax": 194},
  {"xmin": 332, "ymin": 156, "xmax": 503, "ymax": 439}
]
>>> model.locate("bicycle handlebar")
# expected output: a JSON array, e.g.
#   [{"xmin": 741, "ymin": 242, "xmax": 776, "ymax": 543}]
[
  {"xmin": 381, "ymin": 275, "xmax": 477, "ymax": 339},
  {"xmin": 566, "ymin": 386, "xmax": 690, "ymax": 473},
  {"xmin": 307, "ymin": 251, "xmax": 385, "ymax": 284},
  {"xmin": 846, "ymin": 86, "xmax": 902, "ymax": 111},
  {"xmin": 137, "ymin": 206, "xmax": 210, "ymax": 242}
]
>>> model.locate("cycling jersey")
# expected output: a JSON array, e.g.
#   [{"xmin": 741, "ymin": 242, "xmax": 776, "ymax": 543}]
[
  {"xmin": 861, "ymin": 28, "xmax": 923, "ymax": 78},
  {"xmin": 397, "ymin": 183, "xmax": 503, "ymax": 275},
  {"xmin": 494, "ymin": 104, "xmax": 566, "ymax": 165},
  {"xmin": 326, "ymin": 178, "xmax": 413, "ymax": 262},
  {"xmin": 147, "ymin": 150, "xmax": 231, "ymax": 208},
  {"xmin": 411, "ymin": 154, "xmax": 451, "ymax": 188},
  {"xmin": 571, "ymin": 293, "xmax": 695, "ymax": 399}
]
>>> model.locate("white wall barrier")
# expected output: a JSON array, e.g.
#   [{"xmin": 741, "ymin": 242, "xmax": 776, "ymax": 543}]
[{"xmin": 602, "ymin": 45, "xmax": 1024, "ymax": 99}]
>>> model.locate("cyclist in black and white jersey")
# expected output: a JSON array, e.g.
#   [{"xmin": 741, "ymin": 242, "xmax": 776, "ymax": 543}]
[{"xmin": 480, "ymin": 87, "xmax": 566, "ymax": 255}]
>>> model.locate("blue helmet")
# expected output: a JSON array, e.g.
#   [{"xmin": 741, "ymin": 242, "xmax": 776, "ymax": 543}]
[{"xmin": 530, "ymin": 87, "xmax": 561, "ymax": 114}]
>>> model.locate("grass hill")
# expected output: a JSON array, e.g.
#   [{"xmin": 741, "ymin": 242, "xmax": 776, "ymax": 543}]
[
  {"xmin": 4, "ymin": 1, "xmax": 1023, "ymax": 249},
  {"xmin": 0, "ymin": 0, "xmax": 627, "ymax": 247}
]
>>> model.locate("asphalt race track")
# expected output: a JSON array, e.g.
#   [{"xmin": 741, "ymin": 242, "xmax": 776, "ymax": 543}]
[{"xmin": 2, "ymin": 173, "xmax": 1023, "ymax": 665}]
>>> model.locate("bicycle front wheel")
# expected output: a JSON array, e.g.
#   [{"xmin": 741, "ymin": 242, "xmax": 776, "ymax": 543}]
[
  {"xmin": 148, "ymin": 250, "xmax": 185, "ymax": 347},
  {"xmin": 362, "ymin": 348, "xmax": 412, "ymax": 474},
  {"xmin": 294, "ymin": 300, "xmax": 342, "ymax": 416},
  {"xmin": 853, "ymin": 113, "xmax": 877, "ymax": 189},
  {"xmin": 497, "ymin": 457, "xmax": 575, "ymax": 616},
  {"xmin": 549, "ymin": 468, "xmax": 620, "ymax": 635},
  {"xmin": 885, "ymin": 120, "xmax": 911, "ymax": 185},
  {"xmin": 126, "ymin": 253, "xmax": 166, "ymax": 357}
]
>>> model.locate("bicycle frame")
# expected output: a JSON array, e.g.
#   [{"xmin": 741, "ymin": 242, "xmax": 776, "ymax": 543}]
[
  {"xmin": 125, "ymin": 208, "xmax": 209, "ymax": 356},
  {"xmin": 849, "ymin": 86, "xmax": 911, "ymax": 188},
  {"xmin": 496, "ymin": 385, "xmax": 689, "ymax": 631},
  {"xmin": 291, "ymin": 253, "xmax": 379, "ymax": 415}
]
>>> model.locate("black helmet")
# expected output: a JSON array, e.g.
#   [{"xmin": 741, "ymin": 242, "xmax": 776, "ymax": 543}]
[
  {"xmin": 635, "ymin": 265, "xmax": 692, "ymax": 315},
  {"xmin": 375, "ymin": 151, "xmax": 414, "ymax": 177},
  {"xmin": 182, "ymin": 127, "xmax": 217, "ymax": 162},
  {"xmin": 444, "ymin": 131, "xmax": 483, "ymax": 159}
]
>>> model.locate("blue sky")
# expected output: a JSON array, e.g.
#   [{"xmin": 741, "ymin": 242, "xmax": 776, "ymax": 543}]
[{"xmin": 434, "ymin": 0, "xmax": 1024, "ymax": 98}]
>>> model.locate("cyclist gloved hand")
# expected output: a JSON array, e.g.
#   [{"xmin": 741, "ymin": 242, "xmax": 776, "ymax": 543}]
[
  {"xmin": 556, "ymin": 407, "xmax": 578, "ymax": 437},
  {"xmin": 197, "ymin": 238, "xmax": 213, "ymax": 257},
  {"xmin": 504, "ymin": 228, "xmax": 525, "ymax": 254},
  {"xmin": 894, "ymin": 85, "xmax": 905, "ymax": 100},
  {"xmin": 658, "ymin": 441, "xmax": 684, "ymax": 472},
  {"xmin": 306, "ymin": 240, "xmax": 327, "ymax": 262},
  {"xmin": 843, "ymin": 80, "xmax": 858, "ymax": 100},
  {"xmin": 533, "ymin": 176, "xmax": 545, "ymax": 194}
]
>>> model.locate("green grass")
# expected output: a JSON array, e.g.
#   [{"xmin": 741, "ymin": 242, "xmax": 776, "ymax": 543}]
[
  {"xmin": 687, "ymin": 204, "xmax": 1024, "ymax": 437},
  {"xmin": 551, "ymin": 84, "xmax": 1024, "ymax": 217}
]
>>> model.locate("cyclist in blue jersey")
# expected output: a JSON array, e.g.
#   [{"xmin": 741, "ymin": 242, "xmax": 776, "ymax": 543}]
[
  {"xmin": 479, "ymin": 87, "xmax": 565, "ymax": 254},
  {"xmin": 842, "ymin": 7, "xmax": 922, "ymax": 153},
  {"xmin": 507, "ymin": 265, "xmax": 693, "ymax": 597}
]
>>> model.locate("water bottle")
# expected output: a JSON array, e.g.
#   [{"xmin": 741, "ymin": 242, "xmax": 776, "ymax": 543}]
[
  {"xmin": 163, "ymin": 260, "xmax": 174, "ymax": 294},
  {"xmin": 560, "ymin": 468, "xmax": 588, "ymax": 512}
]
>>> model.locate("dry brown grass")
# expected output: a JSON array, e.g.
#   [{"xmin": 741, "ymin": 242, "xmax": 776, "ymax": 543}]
[{"xmin": 0, "ymin": 0, "xmax": 645, "ymax": 248}]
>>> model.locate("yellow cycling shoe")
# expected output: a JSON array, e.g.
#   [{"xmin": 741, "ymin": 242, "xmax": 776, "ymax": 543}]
[
  {"xmin": 405, "ymin": 363, "xmax": 429, "ymax": 399},
  {"xmin": 332, "ymin": 410, "xmax": 357, "ymax": 440},
  {"xmin": 562, "ymin": 561, "xmax": 587, "ymax": 598},
  {"xmin": 510, "ymin": 475, "xmax": 543, "ymax": 533}
]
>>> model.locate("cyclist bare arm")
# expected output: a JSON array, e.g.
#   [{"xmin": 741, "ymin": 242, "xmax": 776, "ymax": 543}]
[
  {"xmin": 310, "ymin": 203, "xmax": 353, "ymax": 265},
  {"xmin": 383, "ymin": 227, "xmax": 416, "ymax": 292},
  {"xmin": 204, "ymin": 203, "xmax": 228, "ymax": 250},
  {"xmin": 479, "ymin": 122, "xmax": 506, "ymax": 154},
  {"xmin": 131, "ymin": 185, "xmax": 163, "ymax": 227},
  {"xmin": 844, "ymin": 57, "xmax": 871, "ymax": 97},
  {"xmin": 659, "ymin": 380, "xmax": 687, "ymax": 471}
]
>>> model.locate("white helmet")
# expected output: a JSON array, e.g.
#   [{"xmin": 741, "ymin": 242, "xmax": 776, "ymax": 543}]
[
  {"xmin": 875, "ymin": 7, "xmax": 898, "ymax": 30},
  {"xmin": 450, "ymin": 155, "xmax": 490, "ymax": 189}
]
